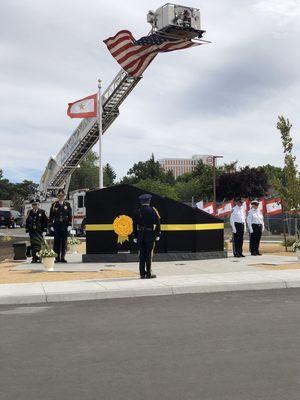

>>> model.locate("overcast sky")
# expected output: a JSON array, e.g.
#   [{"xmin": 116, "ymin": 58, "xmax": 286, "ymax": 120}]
[{"xmin": 1, "ymin": 0, "xmax": 300, "ymax": 183}]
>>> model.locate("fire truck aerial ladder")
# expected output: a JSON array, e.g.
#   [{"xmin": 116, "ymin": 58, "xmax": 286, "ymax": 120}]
[{"xmin": 38, "ymin": 3, "xmax": 207, "ymax": 201}]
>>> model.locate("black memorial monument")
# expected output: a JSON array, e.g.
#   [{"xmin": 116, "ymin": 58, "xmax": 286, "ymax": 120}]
[{"xmin": 82, "ymin": 184, "xmax": 226, "ymax": 262}]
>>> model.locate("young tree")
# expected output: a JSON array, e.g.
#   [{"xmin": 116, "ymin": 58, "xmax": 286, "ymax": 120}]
[
  {"xmin": 274, "ymin": 116, "xmax": 300, "ymax": 212},
  {"xmin": 103, "ymin": 163, "xmax": 116, "ymax": 187},
  {"xmin": 69, "ymin": 151, "xmax": 99, "ymax": 191}
]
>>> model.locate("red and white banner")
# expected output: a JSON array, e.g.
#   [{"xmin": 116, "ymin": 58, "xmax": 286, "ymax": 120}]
[
  {"xmin": 202, "ymin": 201, "xmax": 216, "ymax": 215},
  {"xmin": 265, "ymin": 198, "xmax": 282, "ymax": 215},
  {"xmin": 216, "ymin": 200, "xmax": 234, "ymax": 218},
  {"xmin": 67, "ymin": 93, "xmax": 98, "ymax": 118}
]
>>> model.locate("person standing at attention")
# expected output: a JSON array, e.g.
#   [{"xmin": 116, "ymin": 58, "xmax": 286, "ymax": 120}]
[
  {"xmin": 247, "ymin": 199, "xmax": 264, "ymax": 256},
  {"xmin": 230, "ymin": 198, "xmax": 246, "ymax": 258}
]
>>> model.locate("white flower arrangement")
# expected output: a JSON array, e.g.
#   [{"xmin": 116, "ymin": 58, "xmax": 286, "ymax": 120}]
[
  {"xmin": 292, "ymin": 240, "xmax": 300, "ymax": 252},
  {"xmin": 37, "ymin": 241, "xmax": 57, "ymax": 258},
  {"xmin": 67, "ymin": 235, "xmax": 80, "ymax": 245}
]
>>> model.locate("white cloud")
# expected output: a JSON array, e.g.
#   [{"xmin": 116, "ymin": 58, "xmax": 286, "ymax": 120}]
[{"xmin": 0, "ymin": 0, "xmax": 299, "ymax": 183}]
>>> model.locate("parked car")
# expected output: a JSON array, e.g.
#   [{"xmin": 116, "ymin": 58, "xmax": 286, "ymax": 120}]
[{"xmin": 0, "ymin": 208, "xmax": 23, "ymax": 228}]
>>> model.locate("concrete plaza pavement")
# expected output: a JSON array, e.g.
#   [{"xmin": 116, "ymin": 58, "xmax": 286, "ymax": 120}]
[{"xmin": 1, "ymin": 252, "xmax": 300, "ymax": 304}]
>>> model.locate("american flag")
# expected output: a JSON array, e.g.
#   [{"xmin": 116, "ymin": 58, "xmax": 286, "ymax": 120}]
[{"xmin": 103, "ymin": 30, "xmax": 202, "ymax": 77}]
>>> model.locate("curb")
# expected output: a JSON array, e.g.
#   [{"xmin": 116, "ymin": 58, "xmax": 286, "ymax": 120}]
[{"xmin": 1, "ymin": 272, "xmax": 300, "ymax": 305}]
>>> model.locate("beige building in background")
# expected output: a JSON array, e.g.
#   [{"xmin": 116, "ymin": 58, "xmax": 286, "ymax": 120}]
[{"xmin": 159, "ymin": 155, "xmax": 214, "ymax": 179}]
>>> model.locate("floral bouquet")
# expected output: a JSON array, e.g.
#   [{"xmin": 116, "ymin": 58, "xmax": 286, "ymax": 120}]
[
  {"xmin": 37, "ymin": 240, "xmax": 57, "ymax": 258},
  {"xmin": 292, "ymin": 240, "xmax": 300, "ymax": 252},
  {"xmin": 67, "ymin": 235, "xmax": 80, "ymax": 245}
]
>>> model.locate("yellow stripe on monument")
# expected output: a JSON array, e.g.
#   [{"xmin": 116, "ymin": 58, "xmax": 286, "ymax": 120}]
[{"xmin": 86, "ymin": 223, "xmax": 224, "ymax": 232}]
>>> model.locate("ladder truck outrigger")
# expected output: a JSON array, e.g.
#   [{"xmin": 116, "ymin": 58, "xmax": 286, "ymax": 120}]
[{"xmin": 27, "ymin": 3, "xmax": 207, "ymax": 234}]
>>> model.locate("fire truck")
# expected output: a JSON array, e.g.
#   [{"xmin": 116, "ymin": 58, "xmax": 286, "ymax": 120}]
[{"xmin": 28, "ymin": 4, "xmax": 206, "ymax": 234}]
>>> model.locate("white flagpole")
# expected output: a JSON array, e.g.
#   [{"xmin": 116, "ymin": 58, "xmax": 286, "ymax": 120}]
[{"xmin": 98, "ymin": 78, "xmax": 103, "ymax": 189}]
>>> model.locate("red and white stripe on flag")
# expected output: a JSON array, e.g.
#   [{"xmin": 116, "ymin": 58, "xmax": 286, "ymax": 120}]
[
  {"xmin": 202, "ymin": 201, "xmax": 216, "ymax": 215},
  {"xmin": 216, "ymin": 200, "xmax": 234, "ymax": 218},
  {"xmin": 103, "ymin": 30, "xmax": 200, "ymax": 78},
  {"xmin": 67, "ymin": 93, "xmax": 97, "ymax": 118},
  {"xmin": 265, "ymin": 198, "xmax": 282, "ymax": 215}
]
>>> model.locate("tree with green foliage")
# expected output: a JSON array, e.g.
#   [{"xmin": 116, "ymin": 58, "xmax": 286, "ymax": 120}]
[
  {"xmin": 12, "ymin": 180, "xmax": 38, "ymax": 210},
  {"xmin": 216, "ymin": 166, "xmax": 268, "ymax": 200},
  {"xmin": 69, "ymin": 151, "xmax": 99, "ymax": 191},
  {"xmin": 134, "ymin": 179, "xmax": 178, "ymax": 200},
  {"xmin": 0, "ymin": 169, "xmax": 13, "ymax": 200},
  {"xmin": 273, "ymin": 116, "xmax": 300, "ymax": 212},
  {"xmin": 122, "ymin": 154, "xmax": 166, "ymax": 184},
  {"xmin": 0, "ymin": 169, "xmax": 37, "ymax": 210},
  {"xmin": 165, "ymin": 169, "xmax": 176, "ymax": 185},
  {"xmin": 103, "ymin": 163, "xmax": 116, "ymax": 187}
]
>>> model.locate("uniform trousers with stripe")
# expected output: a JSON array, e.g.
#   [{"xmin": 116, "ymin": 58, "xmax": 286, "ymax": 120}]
[
  {"xmin": 250, "ymin": 224, "xmax": 262, "ymax": 255},
  {"xmin": 233, "ymin": 222, "xmax": 244, "ymax": 256},
  {"xmin": 137, "ymin": 230, "xmax": 155, "ymax": 277}
]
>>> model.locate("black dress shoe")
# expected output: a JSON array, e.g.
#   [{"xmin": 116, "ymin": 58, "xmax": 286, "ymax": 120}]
[
  {"xmin": 256, "ymin": 253, "xmax": 262, "ymax": 256},
  {"xmin": 140, "ymin": 275, "xmax": 146, "ymax": 279},
  {"xmin": 240, "ymin": 254, "xmax": 245, "ymax": 257},
  {"xmin": 146, "ymin": 274, "xmax": 156, "ymax": 279},
  {"xmin": 55, "ymin": 258, "xmax": 61, "ymax": 263},
  {"xmin": 60, "ymin": 259, "xmax": 67, "ymax": 263},
  {"xmin": 251, "ymin": 253, "xmax": 257, "ymax": 256},
  {"xmin": 234, "ymin": 255, "xmax": 240, "ymax": 258}
]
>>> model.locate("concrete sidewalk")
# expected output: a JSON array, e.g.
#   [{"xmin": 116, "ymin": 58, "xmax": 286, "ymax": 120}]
[{"xmin": 1, "ymin": 253, "xmax": 300, "ymax": 305}]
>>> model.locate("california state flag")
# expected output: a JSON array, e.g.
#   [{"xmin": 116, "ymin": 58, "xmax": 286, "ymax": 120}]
[{"xmin": 67, "ymin": 93, "xmax": 98, "ymax": 118}]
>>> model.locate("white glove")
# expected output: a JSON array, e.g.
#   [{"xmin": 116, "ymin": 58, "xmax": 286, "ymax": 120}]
[
  {"xmin": 249, "ymin": 230, "xmax": 253, "ymax": 234},
  {"xmin": 42, "ymin": 232, "xmax": 46, "ymax": 237},
  {"xmin": 50, "ymin": 227, "xmax": 54, "ymax": 232},
  {"xmin": 232, "ymin": 229, "xmax": 236, "ymax": 234},
  {"xmin": 67, "ymin": 226, "xmax": 72, "ymax": 233},
  {"xmin": 133, "ymin": 238, "xmax": 138, "ymax": 243},
  {"xmin": 155, "ymin": 236, "xmax": 160, "ymax": 241}
]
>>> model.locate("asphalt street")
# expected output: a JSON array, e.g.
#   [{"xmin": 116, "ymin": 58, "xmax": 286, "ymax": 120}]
[{"xmin": 1, "ymin": 289, "xmax": 300, "ymax": 400}]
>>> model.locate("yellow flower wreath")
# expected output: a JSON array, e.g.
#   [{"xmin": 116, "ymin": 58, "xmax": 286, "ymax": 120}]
[{"xmin": 112, "ymin": 215, "xmax": 133, "ymax": 244}]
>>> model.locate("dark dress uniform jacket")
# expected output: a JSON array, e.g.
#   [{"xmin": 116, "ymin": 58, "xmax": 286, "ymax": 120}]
[
  {"xmin": 49, "ymin": 201, "xmax": 72, "ymax": 227},
  {"xmin": 49, "ymin": 201, "xmax": 72, "ymax": 260},
  {"xmin": 133, "ymin": 205, "xmax": 161, "ymax": 278},
  {"xmin": 25, "ymin": 209, "xmax": 48, "ymax": 260},
  {"xmin": 26, "ymin": 209, "xmax": 48, "ymax": 233},
  {"xmin": 133, "ymin": 205, "xmax": 161, "ymax": 243}
]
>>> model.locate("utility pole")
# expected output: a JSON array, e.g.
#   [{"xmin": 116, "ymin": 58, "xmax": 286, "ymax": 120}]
[
  {"xmin": 212, "ymin": 155, "xmax": 223, "ymax": 204},
  {"xmin": 98, "ymin": 78, "xmax": 103, "ymax": 189}
]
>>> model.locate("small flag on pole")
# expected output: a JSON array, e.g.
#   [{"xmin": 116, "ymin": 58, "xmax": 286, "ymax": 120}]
[
  {"xmin": 216, "ymin": 200, "xmax": 234, "ymax": 218},
  {"xmin": 103, "ymin": 30, "xmax": 204, "ymax": 78},
  {"xmin": 266, "ymin": 198, "xmax": 282, "ymax": 215},
  {"xmin": 202, "ymin": 202, "xmax": 216, "ymax": 215},
  {"xmin": 67, "ymin": 93, "xmax": 98, "ymax": 118}
]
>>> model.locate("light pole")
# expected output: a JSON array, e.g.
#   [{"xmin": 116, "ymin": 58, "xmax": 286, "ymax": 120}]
[{"xmin": 212, "ymin": 155, "xmax": 223, "ymax": 204}]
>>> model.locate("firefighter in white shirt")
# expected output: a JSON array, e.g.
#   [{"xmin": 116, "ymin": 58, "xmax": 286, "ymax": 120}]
[
  {"xmin": 230, "ymin": 198, "xmax": 246, "ymax": 257},
  {"xmin": 247, "ymin": 199, "xmax": 264, "ymax": 256}
]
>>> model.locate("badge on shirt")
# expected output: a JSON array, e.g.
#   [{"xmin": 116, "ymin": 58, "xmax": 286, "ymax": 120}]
[{"xmin": 64, "ymin": 206, "xmax": 67, "ymax": 210}]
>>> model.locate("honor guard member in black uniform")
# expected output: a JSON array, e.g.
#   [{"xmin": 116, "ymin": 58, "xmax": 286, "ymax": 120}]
[
  {"xmin": 25, "ymin": 199, "xmax": 48, "ymax": 263},
  {"xmin": 49, "ymin": 190, "xmax": 72, "ymax": 263},
  {"xmin": 133, "ymin": 194, "xmax": 161, "ymax": 279}
]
